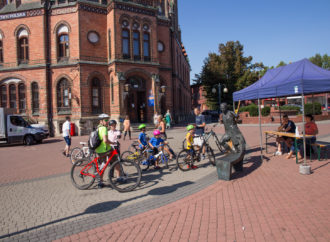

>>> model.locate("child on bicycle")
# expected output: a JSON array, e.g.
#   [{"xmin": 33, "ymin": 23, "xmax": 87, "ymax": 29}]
[
  {"xmin": 186, "ymin": 124, "xmax": 198, "ymax": 169},
  {"xmin": 148, "ymin": 130, "xmax": 164, "ymax": 169},
  {"xmin": 138, "ymin": 124, "xmax": 148, "ymax": 150}
]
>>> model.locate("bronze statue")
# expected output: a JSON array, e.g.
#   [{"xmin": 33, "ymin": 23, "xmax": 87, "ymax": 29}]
[{"xmin": 217, "ymin": 103, "xmax": 246, "ymax": 180}]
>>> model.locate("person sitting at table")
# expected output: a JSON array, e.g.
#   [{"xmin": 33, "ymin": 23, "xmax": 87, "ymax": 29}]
[
  {"xmin": 297, "ymin": 114, "xmax": 318, "ymax": 159},
  {"xmin": 275, "ymin": 114, "xmax": 296, "ymax": 158}
]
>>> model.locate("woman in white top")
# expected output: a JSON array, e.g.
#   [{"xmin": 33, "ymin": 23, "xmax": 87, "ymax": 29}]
[{"xmin": 108, "ymin": 120, "xmax": 121, "ymax": 155}]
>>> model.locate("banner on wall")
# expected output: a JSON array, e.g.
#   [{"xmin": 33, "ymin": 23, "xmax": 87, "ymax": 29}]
[{"xmin": 148, "ymin": 90, "xmax": 154, "ymax": 107}]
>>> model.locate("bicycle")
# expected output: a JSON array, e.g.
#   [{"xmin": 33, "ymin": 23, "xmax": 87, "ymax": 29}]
[
  {"xmin": 121, "ymin": 144, "xmax": 150, "ymax": 165},
  {"xmin": 182, "ymin": 124, "xmax": 227, "ymax": 154},
  {"xmin": 70, "ymin": 148, "xmax": 141, "ymax": 192},
  {"xmin": 176, "ymin": 136, "xmax": 215, "ymax": 171},
  {"xmin": 122, "ymin": 145, "xmax": 169, "ymax": 171},
  {"xmin": 70, "ymin": 142, "xmax": 94, "ymax": 164}
]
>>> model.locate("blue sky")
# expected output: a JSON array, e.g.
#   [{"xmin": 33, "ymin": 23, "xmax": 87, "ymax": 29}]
[{"xmin": 178, "ymin": 0, "xmax": 330, "ymax": 82}]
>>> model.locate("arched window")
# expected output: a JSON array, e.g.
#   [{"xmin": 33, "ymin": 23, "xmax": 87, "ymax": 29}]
[
  {"xmin": 57, "ymin": 78, "xmax": 71, "ymax": 113},
  {"xmin": 111, "ymin": 78, "xmax": 114, "ymax": 103},
  {"xmin": 31, "ymin": 82, "xmax": 39, "ymax": 114},
  {"xmin": 133, "ymin": 31, "xmax": 140, "ymax": 60},
  {"xmin": 122, "ymin": 29, "xmax": 130, "ymax": 59},
  {"xmin": 18, "ymin": 83, "xmax": 26, "ymax": 113},
  {"xmin": 9, "ymin": 84, "xmax": 16, "ymax": 108},
  {"xmin": 143, "ymin": 32, "xmax": 150, "ymax": 62},
  {"xmin": 91, "ymin": 78, "xmax": 101, "ymax": 114},
  {"xmin": 0, "ymin": 85, "xmax": 7, "ymax": 107},
  {"xmin": 57, "ymin": 25, "xmax": 69, "ymax": 61},
  {"xmin": 17, "ymin": 29, "xmax": 29, "ymax": 64}
]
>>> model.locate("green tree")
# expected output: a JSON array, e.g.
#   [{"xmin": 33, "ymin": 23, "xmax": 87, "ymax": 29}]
[
  {"xmin": 276, "ymin": 61, "xmax": 286, "ymax": 67},
  {"xmin": 235, "ymin": 62, "xmax": 266, "ymax": 91},
  {"xmin": 309, "ymin": 54, "xmax": 330, "ymax": 70},
  {"xmin": 197, "ymin": 41, "xmax": 253, "ymax": 109}
]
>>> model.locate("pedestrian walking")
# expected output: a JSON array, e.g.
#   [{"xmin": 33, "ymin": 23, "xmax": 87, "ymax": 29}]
[
  {"xmin": 62, "ymin": 116, "xmax": 71, "ymax": 157},
  {"xmin": 154, "ymin": 112, "xmax": 160, "ymax": 128},
  {"xmin": 123, "ymin": 115, "xmax": 131, "ymax": 140},
  {"xmin": 165, "ymin": 109, "xmax": 172, "ymax": 129}
]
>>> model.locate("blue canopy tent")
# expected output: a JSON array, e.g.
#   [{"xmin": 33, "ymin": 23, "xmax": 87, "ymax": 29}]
[{"xmin": 233, "ymin": 59, "xmax": 330, "ymax": 168}]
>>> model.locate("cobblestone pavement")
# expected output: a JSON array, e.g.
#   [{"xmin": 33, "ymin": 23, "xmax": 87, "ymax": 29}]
[{"xmin": 1, "ymin": 122, "xmax": 330, "ymax": 241}]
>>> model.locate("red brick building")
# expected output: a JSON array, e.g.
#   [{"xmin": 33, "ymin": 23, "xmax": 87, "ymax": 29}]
[{"xmin": 0, "ymin": 0, "xmax": 191, "ymax": 136}]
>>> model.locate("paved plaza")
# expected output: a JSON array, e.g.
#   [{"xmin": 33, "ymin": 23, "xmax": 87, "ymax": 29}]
[{"xmin": 0, "ymin": 122, "xmax": 330, "ymax": 241}]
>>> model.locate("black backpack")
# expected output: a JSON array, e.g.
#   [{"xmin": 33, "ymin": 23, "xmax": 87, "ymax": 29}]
[{"xmin": 88, "ymin": 127, "xmax": 102, "ymax": 150}]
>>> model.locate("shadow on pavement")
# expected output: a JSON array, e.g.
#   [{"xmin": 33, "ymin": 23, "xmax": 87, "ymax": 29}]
[
  {"xmin": 311, "ymin": 161, "xmax": 329, "ymax": 172},
  {"xmin": 0, "ymin": 180, "xmax": 194, "ymax": 240},
  {"xmin": 231, "ymin": 155, "xmax": 263, "ymax": 180}
]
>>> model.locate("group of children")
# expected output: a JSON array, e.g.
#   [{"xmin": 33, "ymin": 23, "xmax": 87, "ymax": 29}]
[
  {"xmin": 137, "ymin": 124, "xmax": 173, "ymax": 169},
  {"xmin": 108, "ymin": 115, "xmax": 199, "ymax": 170}
]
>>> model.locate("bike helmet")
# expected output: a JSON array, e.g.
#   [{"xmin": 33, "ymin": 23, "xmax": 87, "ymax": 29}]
[
  {"xmin": 109, "ymin": 120, "xmax": 117, "ymax": 126},
  {"xmin": 98, "ymin": 113, "xmax": 110, "ymax": 120},
  {"xmin": 139, "ymin": 124, "xmax": 146, "ymax": 130},
  {"xmin": 186, "ymin": 124, "xmax": 195, "ymax": 131},
  {"xmin": 153, "ymin": 129, "xmax": 161, "ymax": 136}
]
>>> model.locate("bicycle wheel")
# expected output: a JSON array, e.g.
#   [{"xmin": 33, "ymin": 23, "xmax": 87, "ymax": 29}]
[
  {"xmin": 206, "ymin": 146, "xmax": 216, "ymax": 166},
  {"xmin": 70, "ymin": 158, "xmax": 96, "ymax": 190},
  {"xmin": 108, "ymin": 159, "xmax": 141, "ymax": 192},
  {"xmin": 121, "ymin": 150, "xmax": 136, "ymax": 160},
  {"xmin": 70, "ymin": 147, "xmax": 85, "ymax": 164},
  {"xmin": 176, "ymin": 149, "xmax": 192, "ymax": 171}
]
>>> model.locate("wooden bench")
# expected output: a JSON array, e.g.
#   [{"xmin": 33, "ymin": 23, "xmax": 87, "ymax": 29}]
[{"xmin": 311, "ymin": 141, "xmax": 330, "ymax": 160}]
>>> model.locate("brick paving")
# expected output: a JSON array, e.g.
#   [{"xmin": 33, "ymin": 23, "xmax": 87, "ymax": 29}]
[
  {"xmin": 0, "ymin": 121, "xmax": 330, "ymax": 241},
  {"xmin": 54, "ymin": 121, "xmax": 330, "ymax": 242},
  {"xmin": 55, "ymin": 150, "xmax": 330, "ymax": 242}
]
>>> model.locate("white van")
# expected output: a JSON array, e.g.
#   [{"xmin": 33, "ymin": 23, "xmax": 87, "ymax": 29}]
[{"xmin": 0, "ymin": 108, "xmax": 49, "ymax": 145}]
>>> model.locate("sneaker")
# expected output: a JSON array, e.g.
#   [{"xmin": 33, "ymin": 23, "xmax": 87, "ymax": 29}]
[
  {"xmin": 274, "ymin": 151, "xmax": 282, "ymax": 156},
  {"xmin": 202, "ymin": 154, "xmax": 206, "ymax": 160},
  {"xmin": 97, "ymin": 182, "xmax": 104, "ymax": 189},
  {"xmin": 116, "ymin": 177, "xmax": 127, "ymax": 183},
  {"xmin": 187, "ymin": 164, "xmax": 198, "ymax": 169},
  {"xmin": 154, "ymin": 166, "xmax": 162, "ymax": 170}
]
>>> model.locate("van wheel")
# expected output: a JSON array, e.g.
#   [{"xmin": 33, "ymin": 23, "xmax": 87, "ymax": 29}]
[{"xmin": 25, "ymin": 135, "xmax": 34, "ymax": 146}]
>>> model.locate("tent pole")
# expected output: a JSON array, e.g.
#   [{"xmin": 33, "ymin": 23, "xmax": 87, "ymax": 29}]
[
  {"xmin": 258, "ymin": 99, "xmax": 263, "ymax": 162},
  {"xmin": 233, "ymin": 100, "xmax": 236, "ymax": 112},
  {"xmin": 326, "ymin": 93, "xmax": 329, "ymax": 112},
  {"xmin": 302, "ymin": 94, "xmax": 307, "ymax": 165},
  {"xmin": 312, "ymin": 94, "xmax": 315, "ymax": 115}
]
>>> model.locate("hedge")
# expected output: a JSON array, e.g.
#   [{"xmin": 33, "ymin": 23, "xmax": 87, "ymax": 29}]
[
  {"xmin": 261, "ymin": 106, "xmax": 270, "ymax": 116},
  {"xmin": 239, "ymin": 104, "xmax": 259, "ymax": 117},
  {"xmin": 304, "ymin": 102, "xmax": 322, "ymax": 115}
]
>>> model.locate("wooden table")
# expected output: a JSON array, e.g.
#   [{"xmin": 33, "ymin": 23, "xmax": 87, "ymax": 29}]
[{"xmin": 265, "ymin": 130, "xmax": 314, "ymax": 163}]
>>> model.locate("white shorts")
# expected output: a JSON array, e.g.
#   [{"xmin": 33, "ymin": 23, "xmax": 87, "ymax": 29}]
[{"xmin": 193, "ymin": 136, "xmax": 204, "ymax": 147}]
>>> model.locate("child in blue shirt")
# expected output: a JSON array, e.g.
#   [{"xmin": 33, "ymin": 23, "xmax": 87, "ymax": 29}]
[
  {"xmin": 138, "ymin": 124, "xmax": 148, "ymax": 150},
  {"xmin": 148, "ymin": 129, "xmax": 164, "ymax": 169}
]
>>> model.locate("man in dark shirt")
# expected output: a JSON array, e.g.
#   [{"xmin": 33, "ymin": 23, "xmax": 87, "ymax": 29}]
[
  {"xmin": 275, "ymin": 114, "xmax": 296, "ymax": 157},
  {"xmin": 194, "ymin": 107, "xmax": 206, "ymax": 159}
]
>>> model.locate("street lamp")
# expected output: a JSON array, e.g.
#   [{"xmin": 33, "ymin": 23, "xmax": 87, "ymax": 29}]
[{"xmin": 212, "ymin": 83, "xmax": 228, "ymax": 110}]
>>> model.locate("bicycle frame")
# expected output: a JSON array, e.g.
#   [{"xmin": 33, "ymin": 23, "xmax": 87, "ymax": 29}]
[{"xmin": 80, "ymin": 149, "xmax": 119, "ymax": 178}]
